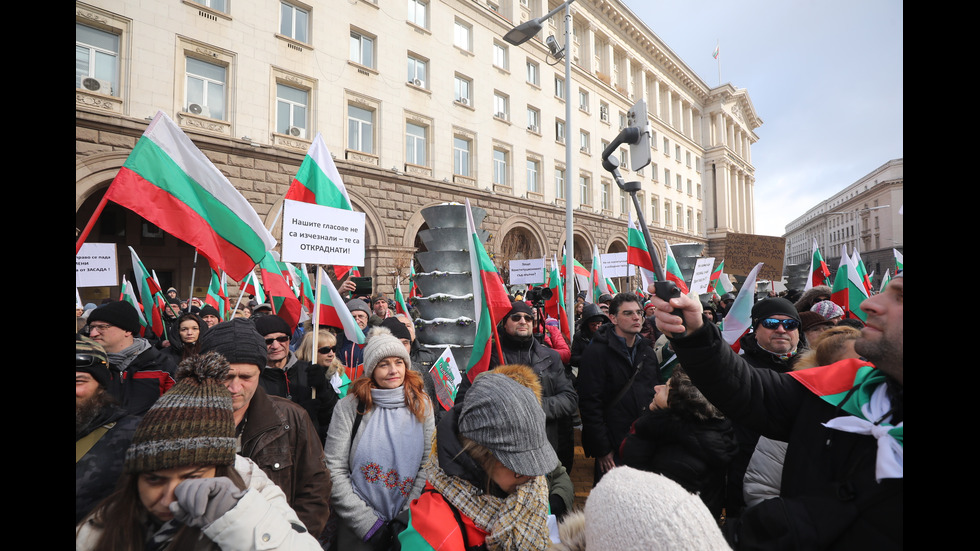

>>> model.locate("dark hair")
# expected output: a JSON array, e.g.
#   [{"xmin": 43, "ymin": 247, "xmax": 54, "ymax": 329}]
[
  {"xmin": 175, "ymin": 313, "xmax": 206, "ymax": 359},
  {"xmin": 666, "ymin": 366, "xmax": 724, "ymax": 422},
  {"xmin": 609, "ymin": 292, "xmax": 641, "ymax": 316},
  {"xmin": 78, "ymin": 464, "xmax": 246, "ymax": 551}
]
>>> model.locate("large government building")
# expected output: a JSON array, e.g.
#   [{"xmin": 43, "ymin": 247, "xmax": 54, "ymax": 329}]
[
  {"xmin": 76, "ymin": 0, "xmax": 761, "ymax": 300},
  {"xmin": 783, "ymin": 158, "xmax": 903, "ymax": 290}
]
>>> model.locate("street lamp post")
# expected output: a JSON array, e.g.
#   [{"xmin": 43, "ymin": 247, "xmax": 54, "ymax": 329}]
[{"xmin": 504, "ymin": 0, "xmax": 576, "ymax": 340}]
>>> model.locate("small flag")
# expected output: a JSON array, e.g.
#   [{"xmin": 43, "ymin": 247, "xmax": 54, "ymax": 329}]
[
  {"xmin": 712, "ymin": 42, "xmax": 720, "ymax": 59},
  {"xmin": 429, "ymin": 347, "xmax": 463, "ymax": 410},
  {"xmin": 129, "ymin": 247, "xmax": 167, "ymax": 339},
  {"xmin": 721, "ymin": 262, "xmax": 764, "ymax": 350},
  {"xmin": 805, "ymin": 239, "xmax": 832, "ymax": 290},
  {"xmin": 394, "ymin": 276, "xmax": 411, "ymax": 316},
  {"xmin": 663, "ymin": 240, "xmax": 690, "ymax": 295}
]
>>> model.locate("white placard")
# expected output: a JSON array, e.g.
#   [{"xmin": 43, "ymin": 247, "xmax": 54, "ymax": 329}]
[
  {"xmin": 601, "ymin": 252, "xmax": 628, "ymax": 277},
  {"xmin": 282, "ymin": 199, "xmax": 366, "ymax": 266},
  {"xmin": 689, "ymin": 257, "xmax": 716, "ymax": 295},
  {"xmin": 76, "ymin": 243, "xmax": 119, "ymax": 287},
  {"xmin": 509, "ymin": 257, "xmax": 545, "ymax": 285}
]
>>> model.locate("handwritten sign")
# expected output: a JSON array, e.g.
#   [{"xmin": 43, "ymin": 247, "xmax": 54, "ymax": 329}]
[
  {"xmin": 509, "ymin": 258, "xmax": 545, "ymax": 285},
  {"xmin": 724, "ymin": 233, "xmax": 785, "ymax": 280},
  {"xmin": 688, "ymin": 257, "xmax": 716, "ymax": 295}
]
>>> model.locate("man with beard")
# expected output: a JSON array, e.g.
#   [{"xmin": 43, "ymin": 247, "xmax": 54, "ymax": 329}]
[
  {"xmin": 75, "ymin": 335, "xmax": 141, "ymax": 524},
  {"xmin": 650, "ymin": 274, "xmax": 903, "ymax": 549}
]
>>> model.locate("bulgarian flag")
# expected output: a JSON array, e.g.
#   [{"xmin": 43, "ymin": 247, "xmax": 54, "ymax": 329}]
[
  {"xmin": 315, "ymin": 267, "xmax": 365, "ymax": 348},
  {"xmin": 205, "ymin": 269, "xmax": 230, "ymax": 321},
  {"xmin": 129, "ymin": 247, "xmax": 167, "ymax": 339},
  {"xmin": 394, "ymin": 276, "xmax": 411, "ymax": 316},
  {"xmin": 258, "ymin": 253, "xmax": 302, "ymax": 330},
  {"xmin": 105, "ymin": 111, "xmax": 275, "ymax": 281},
  {"xmin": 240, "ymin": 269, "xmax": 266, "ymax": 305},
  {"xmin": 284, "ymin": 133, "xmax": 357, "ymax": 282},
  {"xmin": 805, "ymin": 239, "xmax": 832, "ymax": 290},
  {"xmin": 119, "ymin": 276, "xmax": 149, "ymax": 333},
  {"xmin": 408, "ymin": 264, "xmax": 420, "ymax": 300},
  {"xmin": 851, "ymin": 250, "xmax": 873, "ymax": 297},
  {"xmin": 627, "ymin": 211, "xmax": 657, "ymax": 289},
  {"xmin": 546, "ymin": 255, "xmax": 570, "ymax": 341},
  {"xmin": 288, "ymin": 263, "xmax": 315, "ymax": 316},
  {"xmin": 606, "ymin": 278, "xmax": 618, "ymax": 294},
  {"xmin": 831, "ymin": 246, "xmax": 868, "ymax": 322},
  {"xmin": 879, "ymin": 270, "xmax": 891, "ymax": 293},
  {"xmin": 465, "ymin": 198, "xmax": 510, "ymax": 383},
  {"xmin": 590, "ymin": 244, "xmax": 612, "ymax": 302},
  {"xmin": 721, "ymin": 262, "xmax": 763, "ymax": 351},
  {"xmin": 893, "ymin": 249, "xmax": 903, "ymax": 273},
  {"xmin": 663, "ymin": 240, "xmax": 690, "ymax": 295},
  {"xmin": 707, "ymin": 260, "xmax": 729, "ymax": 298}
]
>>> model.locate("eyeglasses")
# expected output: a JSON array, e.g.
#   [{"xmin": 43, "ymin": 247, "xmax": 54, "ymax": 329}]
[
  {"xmin": 509, "ymin": 314, "xmax": 533, "ymax": 322},
  {"xmin": 88, "ymin": 323, "xmax": 114, "ymax": 333},
  {"xmin": 76, "ymin": 353, "xmax": 106, "ymax": 369},
  {"xmin": 265, "ymin": 335, "xmax": 291, "ymax": 346},
  {"xmin": 318, "ymin": 346, "xmax": 337, "ymax": 354},
  {"xmin": 617, "ymin": 310, "xmax": 643, "ymax": 318},
  {"xmin": 760, "ymin": 318, "xmax": 800, "ymax": 331}
]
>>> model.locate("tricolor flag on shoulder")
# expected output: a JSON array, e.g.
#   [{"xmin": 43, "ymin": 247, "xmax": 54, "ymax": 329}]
[
  {"xmin": 285, "ymin": 133, "xmax": 357, "ymax": 281},
  {"xmin": 106, "ymin": 111, "xmax": 275, "ymax": 281},
  {"xmin": 663, "ymin": 240, "xmax": 690, "ymax": 295},
  {"xmin": 805, "ymin": 239, "xmax": 832, "ymax": 290},
  {"xmin": 465, "ymin": 199, "xmax": 511, "ymax": 383},
  {"xmin": 721, "ymin": 262, "xmax": 764, "ymax": 351},
  {"xmin": 316, "ymin": 269, "xmax": 366, "ymax": 347},
  {"xmin": 394, "ymin": 276, "xmax": 411, "ymax": 317},
  {"xmin": 429, "ymin": 347, "xmax": 463, "ymax": 411},
  {"xmin": 129, "ymin": 247, "xmax": 166, "ymax": 339}
]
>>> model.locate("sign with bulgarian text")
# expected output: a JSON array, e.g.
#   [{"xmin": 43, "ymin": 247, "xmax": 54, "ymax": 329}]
[
  {"xmin": 601, "ymin": 252, "xmax": 628, "ymax": 277},
  {"xmin": 509, "ymin": 258, "xmax": 545, "ymax": 285},
  {"xmin": 282, "ymin": 199, "xmax": 365, "ymax": 266},
  {"xmin": 689, "ymin": 257, "xmax": 716, "ymax": 295},
  {"xmin": 76, "ymin": 243, "xmax": 119, "ymax": 287}
]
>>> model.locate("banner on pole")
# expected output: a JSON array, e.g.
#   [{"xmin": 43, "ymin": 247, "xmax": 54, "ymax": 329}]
[
  {"xmin": 281, "ymin": 199, "xmax": 365, "ymax": 266},
  {"xmin": 600, "ymin": 252, "xmax": 628, "ymax": 278},
  {"xmin": 688, "ymin": 257, "xmax": 716, "ymax": 295},
  {"xmin": 509, "ymin": 258, "xmax": 546, "ymax": 285}
]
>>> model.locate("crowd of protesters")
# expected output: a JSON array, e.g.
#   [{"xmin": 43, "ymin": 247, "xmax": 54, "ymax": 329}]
[{"xmin": 77, "ymin": 271, "xmax": 902, "ymax": 550}]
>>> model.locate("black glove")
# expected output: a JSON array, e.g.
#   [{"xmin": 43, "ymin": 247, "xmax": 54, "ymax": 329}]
[
  {"xmin": 306, "ymin": 363, "xmax": 327, "ymax": 387},
  {"xmin": 171, "ymin": 477, "xmax": 246, "ymax": 529},
  {"xmin": 364, "ymin": 521, "xmax": 393, "ymax": 551}
]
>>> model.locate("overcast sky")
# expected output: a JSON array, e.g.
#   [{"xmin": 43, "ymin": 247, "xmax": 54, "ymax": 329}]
[{"xmin": 620, "ymin": 0, "xmax": 904, "ymax": 237}]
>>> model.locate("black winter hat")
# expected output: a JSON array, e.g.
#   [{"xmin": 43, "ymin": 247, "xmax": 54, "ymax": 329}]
[
  {"xmin": 199, "ymin": 318, "xmax": 267, "ymax": 368},
  {"xmin": 751, "ymin": 297, "xmax": 801, "ymax": 329},
  {"xmin": 88, "ymin": 301, "xmax": 142, "ymax": 334},
  {"xmin": 253, "ymin": 314, "xmax": 292, "ymax": 337}
]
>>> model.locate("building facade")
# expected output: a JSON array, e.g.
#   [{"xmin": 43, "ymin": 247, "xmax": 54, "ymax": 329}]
[
  {"xmin": 783, "ymin": 158, "xmax": 903, "ymax": 289},
  {"xmin": 76, "ymin": 0, "xmax": 761, "ymax": 300}
]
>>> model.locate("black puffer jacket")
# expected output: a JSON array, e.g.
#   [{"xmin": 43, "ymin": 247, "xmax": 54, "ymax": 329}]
[{"xmin": 620, "ymin": 408, "xmax": 737, "ymax": 518}]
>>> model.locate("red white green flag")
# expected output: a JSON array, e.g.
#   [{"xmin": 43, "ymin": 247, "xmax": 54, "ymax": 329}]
[
  {"xmin": 394, "ymin": 276, "xmax": 411, "ymax": 317},
  {"xmin": 721, "ymin": 262, "xmax": 764, "ymax": 351},
  {"xmin": 627, "ymin": 212, "xmax": 657, "ymax": 289},
  {"xmin": 205, "ymin": 268, "xmax": 230, "ymax": 321},
  {"xmin": 707, "ymin": 260, "xmax": 727, "ymax": 298},
  {"xmin": 546, "ymin": 255, "xmax": 571, "ymax": 342},
  {"xmin": 831, "ymin": 246, "xmax": 868, "ymax": 322},
  {"xmin": 285, "ymin": 133, "xmax": 356, "ymax": 281},
  {"xmin": 408, "ymin": 264, "xmax": 420, "ymax": 300},
  {"xmin": 893, "ymin": 249, "xmax": 903, "ymax": 273},
  {"xmin": 258, "ymin": 253, "xmax": 302, "ymax": 330},
  {"xmin": 106, "ymin": 111, "xmax": 275, "ymax": 281},
  {"xmin": 805, "ymin": 239, "xmax": 832, "ymax": 290},
  {"xmin": 663, "ymin": 240, "xmax": 690, "ymax": 295},
  {"xmin": 465, "ymin": 198, "xmax": 510, "ymax": 383},
  {"xmin": 129, "ymin": 247, "xmax": 167, "ymax": 339},
  {"xmin": 316, "ymin": 267, "xmax": 366, "ymax": 346},
  {"xmin": 590, "ymin": 245, "xmax": 611, "ymax": 302},
  {"xmin": 851, "ymin": 250, "xmax": 873, "ymax": 297},
  {"xmin": 879, "ymin": 270, "xmax": 891, "ymax": 293},
  {"xmin": 287, "ymin": 263, "xmax": 315, "ymax": 317},
  {"xmin": 239, "ymin": 269, "xmax": 266, "ymax": 305},
  {"xmin": 429, "ymin": 347, "xmax": 463, "ymax": 411},
  {"xmin": 119, "ymin": 276, "xmax": 149, "ymax": 333}
]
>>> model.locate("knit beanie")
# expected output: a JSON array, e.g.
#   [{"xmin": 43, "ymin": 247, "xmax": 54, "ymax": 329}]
[
  {"xmin": 751, "ymin": 297, "xmax": 800, "ymax": 328},
  {"xmin": 505, "ymin": 300, "xmax": 534, "ymax": 318},
  {"xmin": 199, "ymin": 304, "xmax": 221, "ymax": 319},
  {"xmin": 810, "ymin": 300, "xmax": 844, "ymax": 320},
  {"xmin": 346, "ymin": 298, "xmax": 371, "ymax": 316},
  {"xmin": 253, "ymin": 314, "xmax": 292, "ymax": 337},
  {"xmin": 76, "ymin": 335, "xmax": 111, "ymax": 388},
  {"xmin": 584, "ymin": 467, "xmax": 731, "ymax": 550},
  {"xmin": 124, "ymin": 352, "xmax": 236, "ymax": 473},
  {"xmin": 380, "ymin": 316, "xmax": 412, "ymax": 341},
  {"xmin": 361, "ymin": 326, "xmax": 411, "ymax": 380},
  {"xmin": 199, "ymin": 318, "xmax": 267, "ymax": 369},
  {"xmin": 459, "ymin": 371, "xmax": 558, "ymax": 477},
  {"xmin": 88, "ymin": 301, "xmax": 142, "ymax": 334}
]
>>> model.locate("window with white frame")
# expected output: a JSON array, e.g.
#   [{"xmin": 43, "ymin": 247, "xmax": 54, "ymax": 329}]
[
  {"xmin": 578, "ymin": 89, "xmax": 589, "ymax": 112},
  {"xmin": 454, "ymin": 19, "xmax": 472, "ymax": 51},
  {"xmin": 651, "ymin": 162, "xmax": 658, "ymax": 181},
  {"xmin": 619, "ymin": 189, "xmax": 627, "ymax": 214},
  {"xmin": 651, "ymin": 196, "xmax": 659, "ymax": 222},
  {"xmin": 619, "ymin": 148, "xmax": 629, "ymax": 172},
  {"xmin": 579, "ymin": 174, "xmax": 592, "ymax": 206},
  {"xmin": 493, "ymin": 92, "xmax": 509, "ymax": 119},
  {"xmin": 407, "ymin": 55, "xmax": 427, "ymax": 87},
  {"xmin": 350, "ymin": 30, "xmax": 375, "ymax": 68},
  {"xmin": 555, "ymin": 167, "xmax": 565, "ymax": 199},
  {"xmin": 618, "ymin": 111, "xmax": 627, "ymax": 130},
  {"xmin": 663, "ymin": 137, "xmax": 669, "ymax": 155},
  {"xmin": 453, "ymin": 136, "xmax": 471, "ymax": 176},
  {"xmin": 493, "ymin": 148, "xmax": 509, "ymax": 187},
  {"xmin": 555, "ymin": 119, "xmax": 565, "ymax": 143},
  {"xmin": 280, "ymin": 2, "xmax": 309, "ymax": 43},
  {"xmin": 554, "ymin": 75, "xmax": 565, "ymax": 99},
  {"xmin": 686, "ymin": 179, "xmax": 692, "ymax": 195},
  {"xmin": 527, "ymin": 159, "xmax": 540, "ymax": 193},
  {"xmin": 198, "ymin": 0, "xmax": 227, "ymax": 12},
  {"xmin": 664, "ymin": 168, "xmax": 670, "ymax": 186},
  {"xmin": 347, "ymin": 104, "xmax": 374, "ymax": 154},
  {"xmin": 676, "ymin": 174, "xmax": 682, "ymax": 191},
  {"xmin": 185, "ymin": 57, "xmax": 226, "ymax": 120},
  {"xmin": 697, "ymin": 211, "xmax": 702, "ymax": 232},
  {"xmin": 526, "ymin": 60, "xmax": 540, "ymax": 86},
  {"xmin": 677, "ymin": 204, "xmax": 684, "ymax": 230},
  {"xmin": 601, "ymin": 182, "xmax": 610, "ymax": 210},
  {"xmin": 599, "ymin": 101, "xmax": 610, "ymax": 123},
  {"xmin": 454, "ymin": 74, "xmax": 472, "ymax": 105},
  {"xmin": 651, "ymin": 130, "xmax": 658, "ymax": 149},
  {"xmin": 76, "ymin": 23, "xmax": 119, "ymax": 96},
  {"xmin": 686, "ymin": 151, "xmax": 692, "ymax": 168},
  {"xmin": 276, "ymin": 83, "xmax": 309, "ymax": 136},
  {"xmin": 493, "ymin": 42, "xmax": 508, "ymax": 70},
  {"xmin": 579, "ymin": 130, "xmax": 589, "ymax": 153},
  {"xmin": 407, "ymin": 0, "xmax": 428, "ymax": 28},
  {"xmin": 675, "ymin": 145, "xmax": 681, "ymax": 162},
  {"xmin": 687, "ymin": 208, "xmax": 693, "ymax": 232},
  {"xmin": 696, "ymin": 182, "xmax": 702, "ymax": 199},
  {"xmin": 406, "ymin": 122, "xmax": 427, "ymax": 166},
  {"xmin": 664, "ymin": 200, "xmax": 671, "ymax": 225},
  {"xmin": 527, "ymin": 107, "xmax": 540, "ymax": 132}
]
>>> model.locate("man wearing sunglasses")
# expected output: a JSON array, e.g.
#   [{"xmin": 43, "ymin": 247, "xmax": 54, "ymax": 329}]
[
  {"xmin": 744, "ymin": 298, "xmax": 806, "ymax": 373},
  {"xmin": 650, "ymin": 274, "xmax": 903, "ymax": 549}
]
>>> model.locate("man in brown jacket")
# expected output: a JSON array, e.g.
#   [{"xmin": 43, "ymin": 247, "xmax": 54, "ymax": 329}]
[{"xmin": 200, "ymin": 318, "xmax": 331, "ymax": 536}]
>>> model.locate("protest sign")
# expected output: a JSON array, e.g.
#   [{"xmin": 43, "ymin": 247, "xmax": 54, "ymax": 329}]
[
  {"xmin": 509, "ymin": 258, "xmax": 545, "ymax": 285},
  {"xmin": 282, "ymin": 199, "xmax": 365, "ymax": 266},
  {"xmin": 76, "ymin": 243, "xmax": 119, "ymax": 287},
  {"xmin": 601, "ymin": 252, "xmax": 628, "ymax": 277},
  {"xmin": 688, "ymin": 257, "xmax": 716, "ymax": 295}
]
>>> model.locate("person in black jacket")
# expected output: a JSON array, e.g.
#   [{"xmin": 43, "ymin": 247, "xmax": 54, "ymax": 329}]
[
  {"xmin": 620, "ymin": 365, "xmax": 737, "ymax": 519},
  {"xmin": 569, "ymin": 302, "xmax": 609, "ymax": 379},
  {"xmin": 577, "ymin": 292, "xmax": 662, "ymax": 486},
  {"xmin": 650, "ymin": 275, "xmax": 903, "ymax": 549}
]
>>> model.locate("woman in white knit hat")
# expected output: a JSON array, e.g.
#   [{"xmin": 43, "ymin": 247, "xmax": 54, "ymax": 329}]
[{"xmin": 324, "ymin": 326, "xmax": 435, "ymax": 550}]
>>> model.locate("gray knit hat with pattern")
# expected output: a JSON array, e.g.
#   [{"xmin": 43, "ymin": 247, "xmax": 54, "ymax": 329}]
[
  {"xmin": 199, "ymin": 318, "xmax": 267, "ymax": 368},
  {"xmin": 124, "ymin": 352, "xmax": 236, "ymax": 473},
  {"xmin": 361, "ymin": 326, "xmax": 411, "ymax": 380}
]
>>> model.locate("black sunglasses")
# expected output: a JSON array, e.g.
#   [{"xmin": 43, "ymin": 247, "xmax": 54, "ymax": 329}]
[
  {"xmin": 760, "ymin": 318, "xmax": 800, "ymax": 331},
  {"xmin": 76, "ymin": 353, "xmax": 106, "ymax": 369},
  {"xmin": 509, "ymin": 314, "xmax": 533, "ymax": 322},
  {"xmin": 265, "ymin": 335, "xmax": 291, "ymax": 346},
  {"xmin": 318, "ymin": 346, "xmax": 337, "ymax": 354}
]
